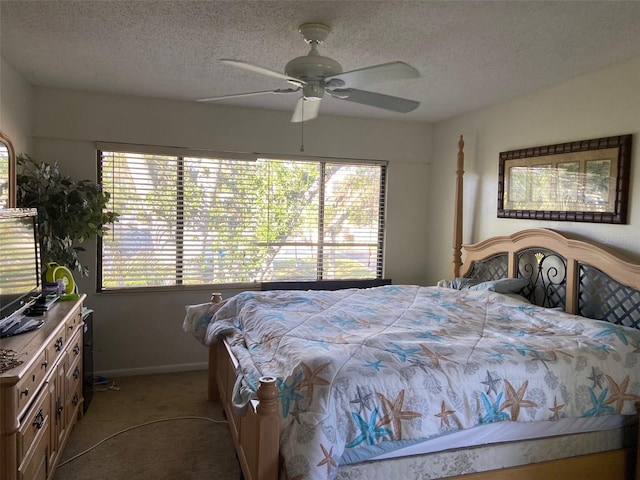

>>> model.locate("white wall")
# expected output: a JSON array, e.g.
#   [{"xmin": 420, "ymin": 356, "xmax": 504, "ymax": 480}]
[
  {"xmin": 428, "ymin": 57, "xmax": 640, "ymax": 284},
  {"xmin": 31, "ymin": 88, "xmax": 433, "ymax": 376},
  {"xmin": 0, "ymin": 58, "xmax": 33, "ymax": 154}
]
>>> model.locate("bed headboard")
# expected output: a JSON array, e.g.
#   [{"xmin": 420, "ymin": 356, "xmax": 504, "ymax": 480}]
[{"xmin": 460, "ymin": 228, "xmax": 640, "ymax": 329}]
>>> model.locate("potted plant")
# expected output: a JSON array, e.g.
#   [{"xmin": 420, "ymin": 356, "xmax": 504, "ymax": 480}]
[{"xmin": 16, "ymin": 154, "xmax": 119, "ymax": 277}]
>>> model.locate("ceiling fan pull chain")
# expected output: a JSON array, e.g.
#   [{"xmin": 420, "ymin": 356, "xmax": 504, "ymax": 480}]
[{"xmin": 300, "ymin": 100, "xmax": 305, "ymax": 152}]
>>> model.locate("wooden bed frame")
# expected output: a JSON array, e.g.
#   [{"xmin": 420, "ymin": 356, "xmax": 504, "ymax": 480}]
[{"xmin": 206, "ymin": 136, "xmax": 640, "ymax": 480}]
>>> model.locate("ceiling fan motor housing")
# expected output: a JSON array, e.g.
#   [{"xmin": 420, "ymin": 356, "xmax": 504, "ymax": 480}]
[{"xmin": 285, "ymin": 53, "xmax": 342, "ymax": 82}]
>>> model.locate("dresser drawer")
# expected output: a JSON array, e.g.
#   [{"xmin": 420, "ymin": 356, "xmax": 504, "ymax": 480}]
[
  {"xmin": 67, "ymin": 332, "xmax": 82, "ymax": 368},
  {"xmin": 18, "ymin": 416, "xmax": 49, "ymax": 480},
  {"xmin": 46, "ymin": 330, "xmax": 66, "ymax": 365},
  {"xmin": 65, "ymin": 306, "xmax": 83, "ymax": 336},
  {"xmin": 15, "ymin": 350, "xmax": 48, "ymax": 415},
  {"xmin": 66, "ymin": 343, "xmax": 82, "ymax": 398},
  {"xmin": 66, "ymin": 377, "xmax": 83, "ymax": 426},
  {"xmin": 18, "ymin": 384, "xmax": 50, "ymax": 464}
]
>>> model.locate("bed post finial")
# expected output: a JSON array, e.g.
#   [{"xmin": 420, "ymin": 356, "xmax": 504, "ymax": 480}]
[
  {"xmin": 452, "ymin": 135, "xmax": 464, "ymax": 278},
  {"xmin": 256, "ymin": 376, "xmax": 280, "ymax": 480}
]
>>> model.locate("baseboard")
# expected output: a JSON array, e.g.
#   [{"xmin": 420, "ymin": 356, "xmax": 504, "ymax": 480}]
[{"xmin": 94, "ymin": 362, "xmax": 208, "ymax": 378}]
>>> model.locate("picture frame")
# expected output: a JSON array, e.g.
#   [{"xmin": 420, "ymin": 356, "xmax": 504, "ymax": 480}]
[{"xmin": 498, "ymin": 134, "xmax": 632, "ymax": 224}]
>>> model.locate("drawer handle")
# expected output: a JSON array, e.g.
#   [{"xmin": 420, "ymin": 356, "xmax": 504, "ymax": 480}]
[
  {"xmin": 55, "ymin": 337, "xmax": 64, "ymax": 352},
  {"xmin": 73, "ymin": 344, "xmax": 80, "ymax": 356},
  {"xmin": 73, "ymin": 366, "xmax": 80, "ymax": 379},
  {"xmin": 56, "ymin": 403, "xmax": 64, "ymax": 418},
  {"xmin": 41, "ymin": 360, "xmax": 49, "ymax": 369},
  {"xmin": 20, "ymin": 388, "xmax": 29, "ymax": 398},
  {"xmin": 72, "ymin": 394, "xmax": 79, "ymax": 406},
  {"xmin": 32, "ymin": 409, "xmax": 45, "ymax": 430}
]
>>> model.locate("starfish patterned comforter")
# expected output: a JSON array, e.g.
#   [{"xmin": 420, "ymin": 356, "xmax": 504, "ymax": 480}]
[{"xmin": 186, "ymin": 285, "xmax": 640, "ymax": 480}]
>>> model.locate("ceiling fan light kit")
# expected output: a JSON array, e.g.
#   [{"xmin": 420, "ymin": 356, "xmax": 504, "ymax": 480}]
[{"xmin": 199, "ymin": 22, "xmax": 420, "ymax": 122}]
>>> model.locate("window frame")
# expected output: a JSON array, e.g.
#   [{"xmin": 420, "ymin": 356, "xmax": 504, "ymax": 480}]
[{"xmin": 97, "ymin": 145, "xmax": 388, "ymax": 293}]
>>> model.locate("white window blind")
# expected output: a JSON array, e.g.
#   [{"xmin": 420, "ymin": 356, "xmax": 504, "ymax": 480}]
[{"xmin": 99, "ymin": 150, "xmax": 386, "ymax": 290}]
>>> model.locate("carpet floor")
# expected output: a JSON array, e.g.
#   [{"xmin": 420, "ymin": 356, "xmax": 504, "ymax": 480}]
[{"xmin": 53, "ymin": 370, "xmax": 240, "ymax": 480}]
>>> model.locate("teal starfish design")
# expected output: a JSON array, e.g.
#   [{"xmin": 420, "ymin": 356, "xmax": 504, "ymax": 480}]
[
  {"xmin": 501, "ymin": 342, "xmax": 531, "ymax": 356},
  {"xmin": 479, "ymin": 392, "xmax": 509, "ymax": 424},
  {"xmin": 331, "ymin": 317, "xmax": 356, "ymax": 328},
  {"xmin": 305, "ymin": 339, "xmax": 331, "ymax": 351},
  {"xmin": 593, "ymin": 344, "xmax": 613, "ymax": 354},
  {"xmin": 517, "ymin": 305, "xmax": 537, "ymax": 313},
  {"xmin": 385, "ymin": 343, "xmax": 420, "ymax": 362},
  {"xmin": 363, "ymin": 359, "xmax": 384, "ymax": 371},
  {"xmin": 582, "ymin": 387, "xmax": 614, "ymax": 417},
  {"xmin": 276, "ymin": 374, "xmax": 304, "ymax": 418},
  {"xmin": 417, "ymin": 331, "xmax": 443, "ymax": 341},
  {"xmin": 424, "ymin": 311, "xmax": 446, "ymax": 322},
  {"xmin": 595, "ymin": 324, "xmax": 628, "ymax": 345},
  {"xmin": 345, "ymin": 408, "xmax": 391, "ymax": 448}
]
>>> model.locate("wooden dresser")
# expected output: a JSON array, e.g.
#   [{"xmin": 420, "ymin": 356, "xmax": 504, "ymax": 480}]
[{"xmin": 0, "ymin": 295, "xmax": 85, "ymax": 480}]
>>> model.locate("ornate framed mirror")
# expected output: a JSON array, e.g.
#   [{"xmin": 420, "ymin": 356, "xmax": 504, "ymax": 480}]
[{"xmin": 0, "ymin": 130, "xmax": 17, "ymax": 208}]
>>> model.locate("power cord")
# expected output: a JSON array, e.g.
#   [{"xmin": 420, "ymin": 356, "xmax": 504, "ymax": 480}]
[{"xmin": 57, "ymin": 416, "xmax": 229, "ymax": 467}]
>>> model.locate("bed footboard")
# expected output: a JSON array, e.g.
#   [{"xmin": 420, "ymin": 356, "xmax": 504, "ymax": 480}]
[
  {"xmin": 209, "ymin": 338, "xmax": 639, "ymax": 480},
  {"xmin": 208, "ymin": 341, "xmax": 280, "ymax": 480}
]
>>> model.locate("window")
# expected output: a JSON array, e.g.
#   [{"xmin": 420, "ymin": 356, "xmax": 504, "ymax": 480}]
[{"xmin": 98, "ymin": 148, "xmax": 386, "ymax": 290}]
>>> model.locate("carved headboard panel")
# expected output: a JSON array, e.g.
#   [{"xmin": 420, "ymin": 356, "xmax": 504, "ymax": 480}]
[
  {"xmin": 578, "ymin": 264, "xmax": 640, "ymax": 329},
  {"xmin": 461, "ymin": 229, "xmax": 640, "ymax": 330}
]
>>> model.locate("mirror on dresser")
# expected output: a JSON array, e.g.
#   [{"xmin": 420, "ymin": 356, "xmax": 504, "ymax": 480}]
[{"xmin": 0, "ymin": 130, "xmax": 17, "ymax": 208}]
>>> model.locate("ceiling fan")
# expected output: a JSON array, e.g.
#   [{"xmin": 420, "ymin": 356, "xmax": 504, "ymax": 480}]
[{"xmin": 197, "ymin": 23, "xmax": 420, "ymax": 122}]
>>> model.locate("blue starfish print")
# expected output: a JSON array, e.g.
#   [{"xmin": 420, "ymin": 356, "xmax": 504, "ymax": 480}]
[
  {"xmin": 345, "ymin": 408, "xmax": 390, "ymax": 448},
  {"xmin": 305, "ymin": 340, "xmax": 331, "ymax": 351},
  {"xmin": 595, "ymin": 324, "xmax": 628, "ymax": 345},
  {"xmin": 264, "ymin": 312, "xmax": 286, "ymax": 323},
  {"xmin": 439, "ymin": 301, "xmax": 464, "ymax": 310},
  {"xmin": 384, "ymin": 343, "xmax": 420, "ymax": 362},
  {"xmin": 501, "ymin": 342, "xmax": 531, "ymax": 356},
  {"xmin": 331, "ymin": 317, "xmax": 356, "ymax": 328},
  {"xmin": 245, "ymin": 371, "xmax": 261, "ymax": 391},
  {"xmin": 593, "ymin": 344, "xmax": 613, "ymax": 354},
  {"xmin": 582, "ymin": 387, "xmax": 614, "ymax": 417},
  {"xmin": 424, "ymin": 312, "xmax": 446, "ymax": 322},
  {"xmin": 417, "ymin": 331, "xmax": 443, "ymax": 341},
  {"xmin": 363, "ymin": 359, "xmax": 384, "ymax": 371},
  {"xmin": 517, "ymin": 305, "xmax": 537, "ymax": 313},
  {"xmin": 479, "ymin": 392, "xmax": 509, "ymax": 424},
  {"xmin": 276, "ymin": 374, "xmax": 304, "ymax": 418}
]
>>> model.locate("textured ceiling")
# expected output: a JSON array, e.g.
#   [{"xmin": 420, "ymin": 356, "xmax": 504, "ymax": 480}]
[{"xmin": 2, "ymin": 0, "xmax": 640, "ymax": 123}]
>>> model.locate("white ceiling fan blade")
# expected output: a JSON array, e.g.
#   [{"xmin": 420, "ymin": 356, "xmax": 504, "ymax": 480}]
[
  {"xmin": 197, "ymin": 88, "xmax": 300, "ymax": 102},
  {"xmin": 220, "ymin": 59, "xmax": 305, "ymax": 86},
  {"xmin": 325, "ymin": 61, "xmax": 419, "ymax": 88},
  {"xmin": 328, "ymin": 88, "xmax": 419, "ymax": 113},
  {"xmin": 291, "ymin": 98, "xmax": 321, "ymax": 122}
]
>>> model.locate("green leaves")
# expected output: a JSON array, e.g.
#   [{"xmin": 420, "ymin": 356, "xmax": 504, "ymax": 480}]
[{"xmin": 16, "ymin": 154, "xmax": 119, "ymax": 276}]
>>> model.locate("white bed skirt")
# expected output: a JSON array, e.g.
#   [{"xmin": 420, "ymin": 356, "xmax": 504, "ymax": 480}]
[{"xmin": 331, "ymin": 419, "xmax": 636, "ymax": 480}]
